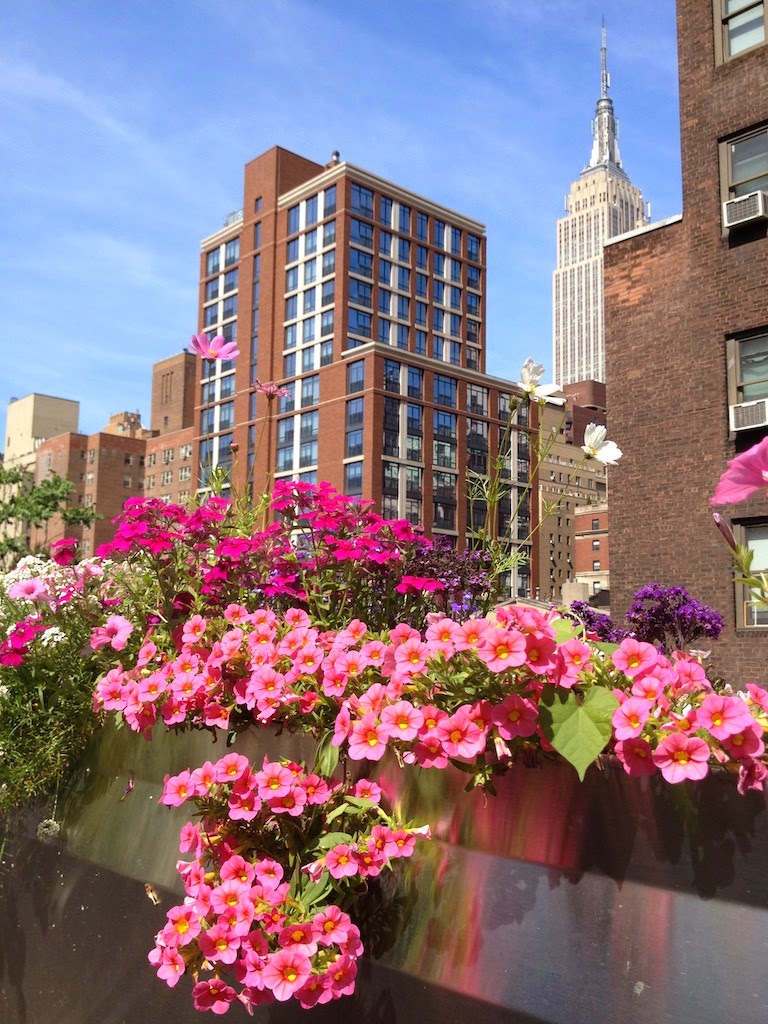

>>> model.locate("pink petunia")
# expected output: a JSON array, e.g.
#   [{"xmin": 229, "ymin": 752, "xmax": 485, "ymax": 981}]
[
  {"xmin": 348, "ymin": 712, "xmax": 389, "ymax": 761},
  {"xmin": 325, "ymin": 844, "xmax": 359, "ymax": 879},
  {"xmin": 8, "ymin": 578, "xmax": 50, "ymax": 602},
  {"xmin": 697, "ymin": 693, "xmax": 753, "ymax": 741},
  {"xmin": 491, "ymin": 694, "xmax": 538, "ymax": 739},
  {"xmin": 379, "ymin": 700, "xmax": 424, "ymax": 740},
  {"xmin": 711, "ymin": 435, "xmax": 768, "ymax": 505},
  {"xmin": 262, "ymin": 947, "xmax": 313, "ymax": 1002},
  {"xmin": 476, "ymin": 627, "xmax": 527, "ymax": 672},
  {"xmin": 612, "ymin": 638, "xmax": 659, "ymax": 679},
  {"xmin": 612, "ymin": 697, "xmax": 654, "ymax": 740},
  {"xmin": 614, "ymin": 737, "xmax": 657, "ymax": 777},
  {"xmin": 90, "ymin": 614, "xmax": 134, "ymax": 652}
]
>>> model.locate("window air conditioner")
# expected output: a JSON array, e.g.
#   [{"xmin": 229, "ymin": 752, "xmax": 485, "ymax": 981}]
[
  {"xmin": 729, "ymin": 398, "xmax": 768, "ymax": 432},
  {"xmin": 723, "ymin": 190, "xmax": 768, "ymax": 229}
]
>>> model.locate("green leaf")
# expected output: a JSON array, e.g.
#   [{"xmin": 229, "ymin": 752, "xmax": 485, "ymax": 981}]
[
  {"xmin": 538, "ymin": 685, "xmax": 618, "ymax": 781},
  {"xmin": 552, "ymin": 617, "xmax": 581, "ymax": 644},
  {"xmin": 316, "ymin": 830, "xmax": 353, "ymax": 850},
  {"xmin": 313, "ymin": 730, "xmax": 340, "ymax": 778}
]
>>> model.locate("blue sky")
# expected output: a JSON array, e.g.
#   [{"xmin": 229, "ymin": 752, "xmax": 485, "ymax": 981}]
[{"xmin": 0, "ymin": 0, "xmax": 680, "ymax": 441}]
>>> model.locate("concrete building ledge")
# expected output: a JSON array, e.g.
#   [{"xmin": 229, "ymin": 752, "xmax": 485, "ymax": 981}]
[{"xmin": 604, "ymin": 213, "xmax": 683, "ymax": 247}]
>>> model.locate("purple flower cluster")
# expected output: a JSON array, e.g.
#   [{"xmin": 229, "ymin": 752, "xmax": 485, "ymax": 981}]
[{"xmin": 571, "ymin": 584, "xmax": 724, "ymax": 654}]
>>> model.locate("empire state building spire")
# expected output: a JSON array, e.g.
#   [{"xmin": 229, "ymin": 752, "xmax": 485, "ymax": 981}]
[{"xmin": 587, "ymin": 23, "xmax": 626, "ymax": 177}]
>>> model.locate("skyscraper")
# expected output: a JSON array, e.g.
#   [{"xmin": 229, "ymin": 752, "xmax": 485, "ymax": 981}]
[
  {"xmin": 552, "ymin": 26, "xmax": 647, "ymax": 386},
  {"xmin": 196, "ymin": 146, "xmax": 535, "ymax": 597}
]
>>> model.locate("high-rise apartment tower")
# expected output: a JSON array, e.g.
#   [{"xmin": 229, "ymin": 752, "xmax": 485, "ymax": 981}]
[{"xmin": 552, "ymin": 27, "xmax": 647, "ymax": 385}]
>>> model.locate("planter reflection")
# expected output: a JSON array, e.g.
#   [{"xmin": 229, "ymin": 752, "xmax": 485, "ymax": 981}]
[{"xmin": 2, "ymin": 723, "xmax": 768, "ymax": 1024}]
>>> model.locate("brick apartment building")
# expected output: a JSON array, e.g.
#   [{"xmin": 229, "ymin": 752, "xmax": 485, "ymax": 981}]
[
  {"xmin": 32, "ymin": 353, "xmax": 197, "ymax": 555},
  {"xmin": 196, "ymin": 146, "xmax": 536, "ymax": 597},
  {"xmin": 604, "ymin": 0, "xmax": 768, "ymax": 678}
]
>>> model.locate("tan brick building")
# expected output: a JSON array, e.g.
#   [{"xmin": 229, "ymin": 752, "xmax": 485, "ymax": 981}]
[{"xmin": 604, "ymin": 0, "xmax": 768, "ymax": 678}]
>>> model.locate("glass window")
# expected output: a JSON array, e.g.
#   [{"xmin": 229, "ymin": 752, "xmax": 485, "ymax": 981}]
[
  {"xmin": 299, "ymin": 440, "xmax": 318, "ymax": 467},
  {"xmin": 304, "ymin": 258, "xmax": 317, "ymax": 285},
  {"xmin": 205, "ymin": 279, "xmax": 219, "ymax": 302},
  {"xmin": 467, "ymin": 234, "xmax": 481, "ymax": 263},
  {"xmin": 322, "ymin": 280, "xmax": 334, "ymax": 306},
  {"xmin": 350, "ymin": 248, "xmax": 373, "ymax": 277},
  {"xmin": 731, "ymin": 332, "xmax": 768, "ymax": 401},
  {"xmin": 344, "ymin": 461, "xmax": 363, "ymax": 495},
  {"xmin": 415, "ymin": 301, "xmax": 427, "ymax": 326},
  {"xmin": 384, "ymin": 359, "xmax": 401, "ymax": 393},
  {"xmin": 254, "ymin": 222, "xmax": 262, "ymax": 249},
  {"xmin": 287, "ymin": 238, "xmax": 299, "ymax": 263},
  {"xmin": 303, "ymin": 288, "xmax": 316, "ymax": 313},
  {"xmin": 224, "ymin": 238, "xmax": 240, "ymax": 267},
  {"xmin": 397, "ymin": 324, "xmax": 409, "ymax": 349},
  {"xmin": 434, "ymin": 253, "xmax": 445, "ymax": 277},
  {"xmin": 324, "ymin": 184, "xmax": 337, "ymax": 216},
  {"xmin": 407, "ymin": 367, "xmax": 423, "ymax": 398},
  {"xmin": 450, "ymin": 226, "xmax": 462, "ymax": 255},
  {"xmin": 301, "ymin": 375, "xmax": 319, "ymax": 408},
  {"xmin": 351, "ymin": 184, "xmax": 374, "ymax": 218},
  {"xmin": 348, "ymin": 309, "xmax": 372, "ymax": 338},
  {"xmin": 380, "ymin": 195, "xmax": 393, "ymax": 226},
  {"xmin": 398, "ymin": 238, "xmax": 410, "ymax": 263},
  {"xmin": 397, "ymin": 295, "xmax": 409, "ymax": 321},
  {"xmin": 304, "ymin": 228, "xmax": 318, "ymax": 255},
  {"xmin": 278, "ymin": 382, "xmax": 295, "ymax": 413},
  {"xmin": 288, "ymin": 205, "xmax": 300, "ymax": 234},
  {"xmin": 416, "ymin": 273, "xmax": 428, "ymax": 297},
  {"xmin": 305, "ymin": 194, "xmax": 318, "ymax": 227},
  {"xmin": 351, "ymin": 218, "xmax": 374, "ymax": 248},
  {"xmin": 320, "ymin": 339, "xmax": 333, "ymax": 365},
  {"xmin": 379, "ymin": 260, "xmax": 392, "ymax": 285},
  {"xmin": 302, "ymin": 318, "xmax": 315, "ymax": 343},
  {"xmin": 433, "ymin": 281, "xmax": 445, "ymax": 305},
  {"xmin": 322, "ymin": 249, "xmax": 336, "ymax": 276},
  {"xmin": 346, "ymin": 429, "xmax": 364, "ymax": 458},
  {"xmin": 416, "ymin": 211, "xmax": 428, "ymax": 241},
  {"xmin": 323, "ymin": 219, "xmax": 336, "ymax": 246},
  {"xmin": 346, "ymin": 397, "xmax": 364, "ymax": 427},
  {"xmin": 399, "ymin": 204, "xmax": 411, "ymax": 234},
  {"xmin": 204, "ymin": 304, "xmax": 218, "ymax": 328},
  {"xmin": 349, "ymin": 279, "xmax": 372, "ymax": 307},
  {"xmin": 467, "ymin": 265, "xmax": 481, "ymax": 290},
  {"xmin": 433, "ymin": 219, "xmax": 445, "ymax": 248},
  {"xmin": 284, "ymin": 352, "xmax": 296, "ymax": 377},
  {"xmin": 415, "ymin": 329, "xmax": 426, "ymax": 355},
  {"xmin": 378, "ymin": 319, "xmax": 391, "ymax": 344},
  {"xmin": 397, "ymin": 266, "xmax": 410, "ymax": 291},
  {"xmin": 722, "ymin": 0, "xmax": 765, "ymax": 58},
  {"xmin": 284, "ymin": 324, "xmax": 297, "ymax": 349},
  {"xmin": 206, "ymin": 248, "xmax": 220, "ymax": 276},
  {"xmin": 450, "ymin": 286, "xmax": 461, "ymax": 310},
  {"xmin": 380, "ymin": 231, "xmax": 392, "ymax": 256},
  {"xmin": 728, "ymin": 126, "xmax": 768, "ymax": 197},
  {"xmin": 285, "ymin": 295, "xmax": 298, "ymax": 321},
  {"xmin": 347, "ymin": 360, "xmax": 365, "ymax": 393},
  {"xmin": 379, "ymin": 290, "xmax": 392, "ymax": 315},
  {"xmin": 286, "ymin": 267, "xmax": 299, "ymax": 292},
  {"xmin": 434, "ymin": 374, "xmax": 457, "ymax": 407},
  {"xmin": 302, "ymin": 347, "xmax": 315, "ymax": 372},
  {"xmin": 416, "ymin": 244, "xmax": 428, "ymax": 269},
  {"xmin": 222, "ymin": 295, "xmax": 237, "ymax": 320},
  {"xmin": 321, "ymin": 310, "xmax": 334, "ymax": 336}
]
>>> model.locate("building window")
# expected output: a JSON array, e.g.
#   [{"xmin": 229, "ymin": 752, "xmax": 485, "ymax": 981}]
[
  {"xmin": 288, "ymin": 205, "xmax": 300, "ymax": 234},
  {"xmin": 206, "ymin": 248, "xmax": 220, "ymax": 276},
  {"xmin": 592, "ymin": 560, "xmax": 601, "ymax": 571},
  {"xmin": 379, "ymin": 195, "xmax": 393, "ymax": 226},
  {"xmin": 348, "ymin": 309, "xmax": 372, "ymax": 338},
  {"xmin": 739, "ymin": 521, "xmax": 768, "ymax": 625},
  {"xmin": 350, "ymin": 218, "xmax": 373, "ymax": 248},
  {"xmin": 592, "ymin": 518, "xmax": 600, "ymax": 530},
  {"xmin": 727, "ymin": 331, "xmax": 768, "ymax": 403},
  {"xmin": 301, "ymin": 375, "xmax": 319, "ymax": 408},
  {"xmin": 351, "ymin": 184, "xmax": 374, "ymax": 219},
  {"xmin": 224, "ymin": 238, "xmax": 240, "ymax": 267},
  {"xmin": 718, "ymin": 0, "xmax": 765, "ymax": 59},
  {"xmin": 434, "ymin": 374, "xmax": 458, "ymax": 408},
  {"xmin": 305, "ymin": 194, "xmax": 318, "ymax": 227},
  {"xmin": 324, "ymin": 185, "xmax": 337, "ymax": 217},
  {"xmin": 723, "ymin": 125, "xmax": 768, "ymax": 198},
  {"xmin": 344, "ymin": 460, "xmax": 363, "ymax": 496},
  {"xmin": 347, "ymin": 360, "xmax": 365, "ymax": 393},
  {"xmin": 592, "ymin": 539, "xmax": 600, "ymax": 550}
]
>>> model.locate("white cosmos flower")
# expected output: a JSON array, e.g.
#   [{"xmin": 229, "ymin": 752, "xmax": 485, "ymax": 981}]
[
  {"xmin": 582, "ymin": 423, "xmax": 623, "ymax": 464},
  {"xmin": 517, "ymin": 358, "xmax": 565, "ymax": 406}
]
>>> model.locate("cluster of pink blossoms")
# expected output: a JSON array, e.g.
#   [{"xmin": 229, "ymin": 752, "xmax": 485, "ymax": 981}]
[
  {"xmin": 93, "ymin": 603, "xmax": 768, "ymax": 793},
  {"xmin": 152, "ymin": 753, "xmax": 424, "ymax": 1012},
  {"xmin": 609, "ymin": 637, "xmax": 768, "ymax": 792}
]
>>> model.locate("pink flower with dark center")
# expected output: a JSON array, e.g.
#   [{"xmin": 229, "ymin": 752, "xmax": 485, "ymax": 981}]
[
  {"xmin": 90, "ymin": 614, "xmax": 134, "ymax": 652},
  {"xmin": 190, "ymin": 331, "xmax": 239, "ymax": 360},
  {"xmin": 8, "ymin": 578, "xmax": 50, "ymax": 602}
]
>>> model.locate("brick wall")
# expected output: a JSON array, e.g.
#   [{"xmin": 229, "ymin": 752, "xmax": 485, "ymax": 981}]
[{"xmin": 604, "ymin": 0, "xmax": 768, "ymax": 680}]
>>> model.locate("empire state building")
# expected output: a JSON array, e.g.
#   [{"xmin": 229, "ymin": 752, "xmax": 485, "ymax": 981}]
[{"xmin": 552, "ymin": 27, "xmax": 647, "ymax": 386}]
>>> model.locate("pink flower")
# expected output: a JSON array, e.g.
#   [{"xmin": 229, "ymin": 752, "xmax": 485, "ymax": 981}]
[
  {"xmin": 738, "ymin": 757, "xmax": 768, "ymax": 794},
  {"xmin": 697, "ymin": 693, "xmax": 753, "ymax": 741},
  {"xmin": 325, "ymin": 844, "xmax": 359, "ymax": 878},
  {"xmin": 435, "ymin": 706, "xmax": 486, "ymax": 759},
  {"xmin": 711, "ymin": 436, "xmax": 768, "ymax": 504},
  {"xmin": 8, "ymin": 578, "xmax": 50, "ymax": 602},
  {"xmin": 252, "ymin": 378, "xmax": 290, "ymax": 400},
  {"xmin": 652, "ymin": 732, "xmax": 711, "ymax": 783},
  {"xmin": 612, "ymin": 638, "xmax": 659, "ymax": 679},
  {"xmin": 491, "ymin": 694, "xmax": 538, "ymax": 739},
  {"xmin": 160, "ymin": 770, "xmax": 194, "ymax": 806},
  {"xmin": 614, "ymin": 738, "xmax": 657, "ymax": 776},
  {"xmin": 348, "ymin": 712, "xmax": 388, "ymax": 761},
  {"xmin": 476, "ymin": 627, "xmax": 527, "ymax": 672},
  {"xmin": 189, "ymin": 331, "xmax": 240, "ymax": 360},
  {"xmin": 380, "ymin": 700, "xmax": 424, "ymax": 740},
  {"xmin": 262, "ymin": 948, "xmax": 313, "ymax": 1001},
  {"xmin": 49, "ymin": 537, "xmax": 78, "ymax": 566},
  {"xmin": 148, "ymin": 945, "xmax": 185, "ymax": 987},
  {"xmin": 612, "ymin": 697, "xmax": 654, "ymax": 740},
  {"xmin": 192, "ymin": 977, "xmax": 237, "ymax": 1014},
  {"xmin": 89, "ymin": 614, "xmax": 134, "ymax": 652}
]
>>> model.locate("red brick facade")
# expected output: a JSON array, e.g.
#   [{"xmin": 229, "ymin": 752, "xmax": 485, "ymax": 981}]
[{"xmin": 604, "ymin": 0, "xmax": 768, "ymax": 679}]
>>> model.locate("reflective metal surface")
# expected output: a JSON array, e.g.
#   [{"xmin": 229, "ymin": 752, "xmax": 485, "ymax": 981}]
[{"xmin": 1, "ymin": 724, "xmax": 767, "ymax": 1023}]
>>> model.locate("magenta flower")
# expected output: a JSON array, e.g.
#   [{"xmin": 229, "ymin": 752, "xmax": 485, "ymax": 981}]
[
  {"xmin": 49, "ymin": 537, "xmax": 78, "ymax": 566},
  {"xmin": 189, "ymin": 331, "xmax": 239, "ymax": 360},
  {"xmin": 711, "ymin": 436, "xmax": 768, "ymax": 504},
  {"xmin": 192, "ymin": 978, "xmax": 237, "ymax": 1014},
  {"xmin": 251, "ymin": 378, "xmax": 290, "ymax": 399},
  {"xmin": 614, "ymin": 738, "xmax": 657, "ymax": 777}
]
